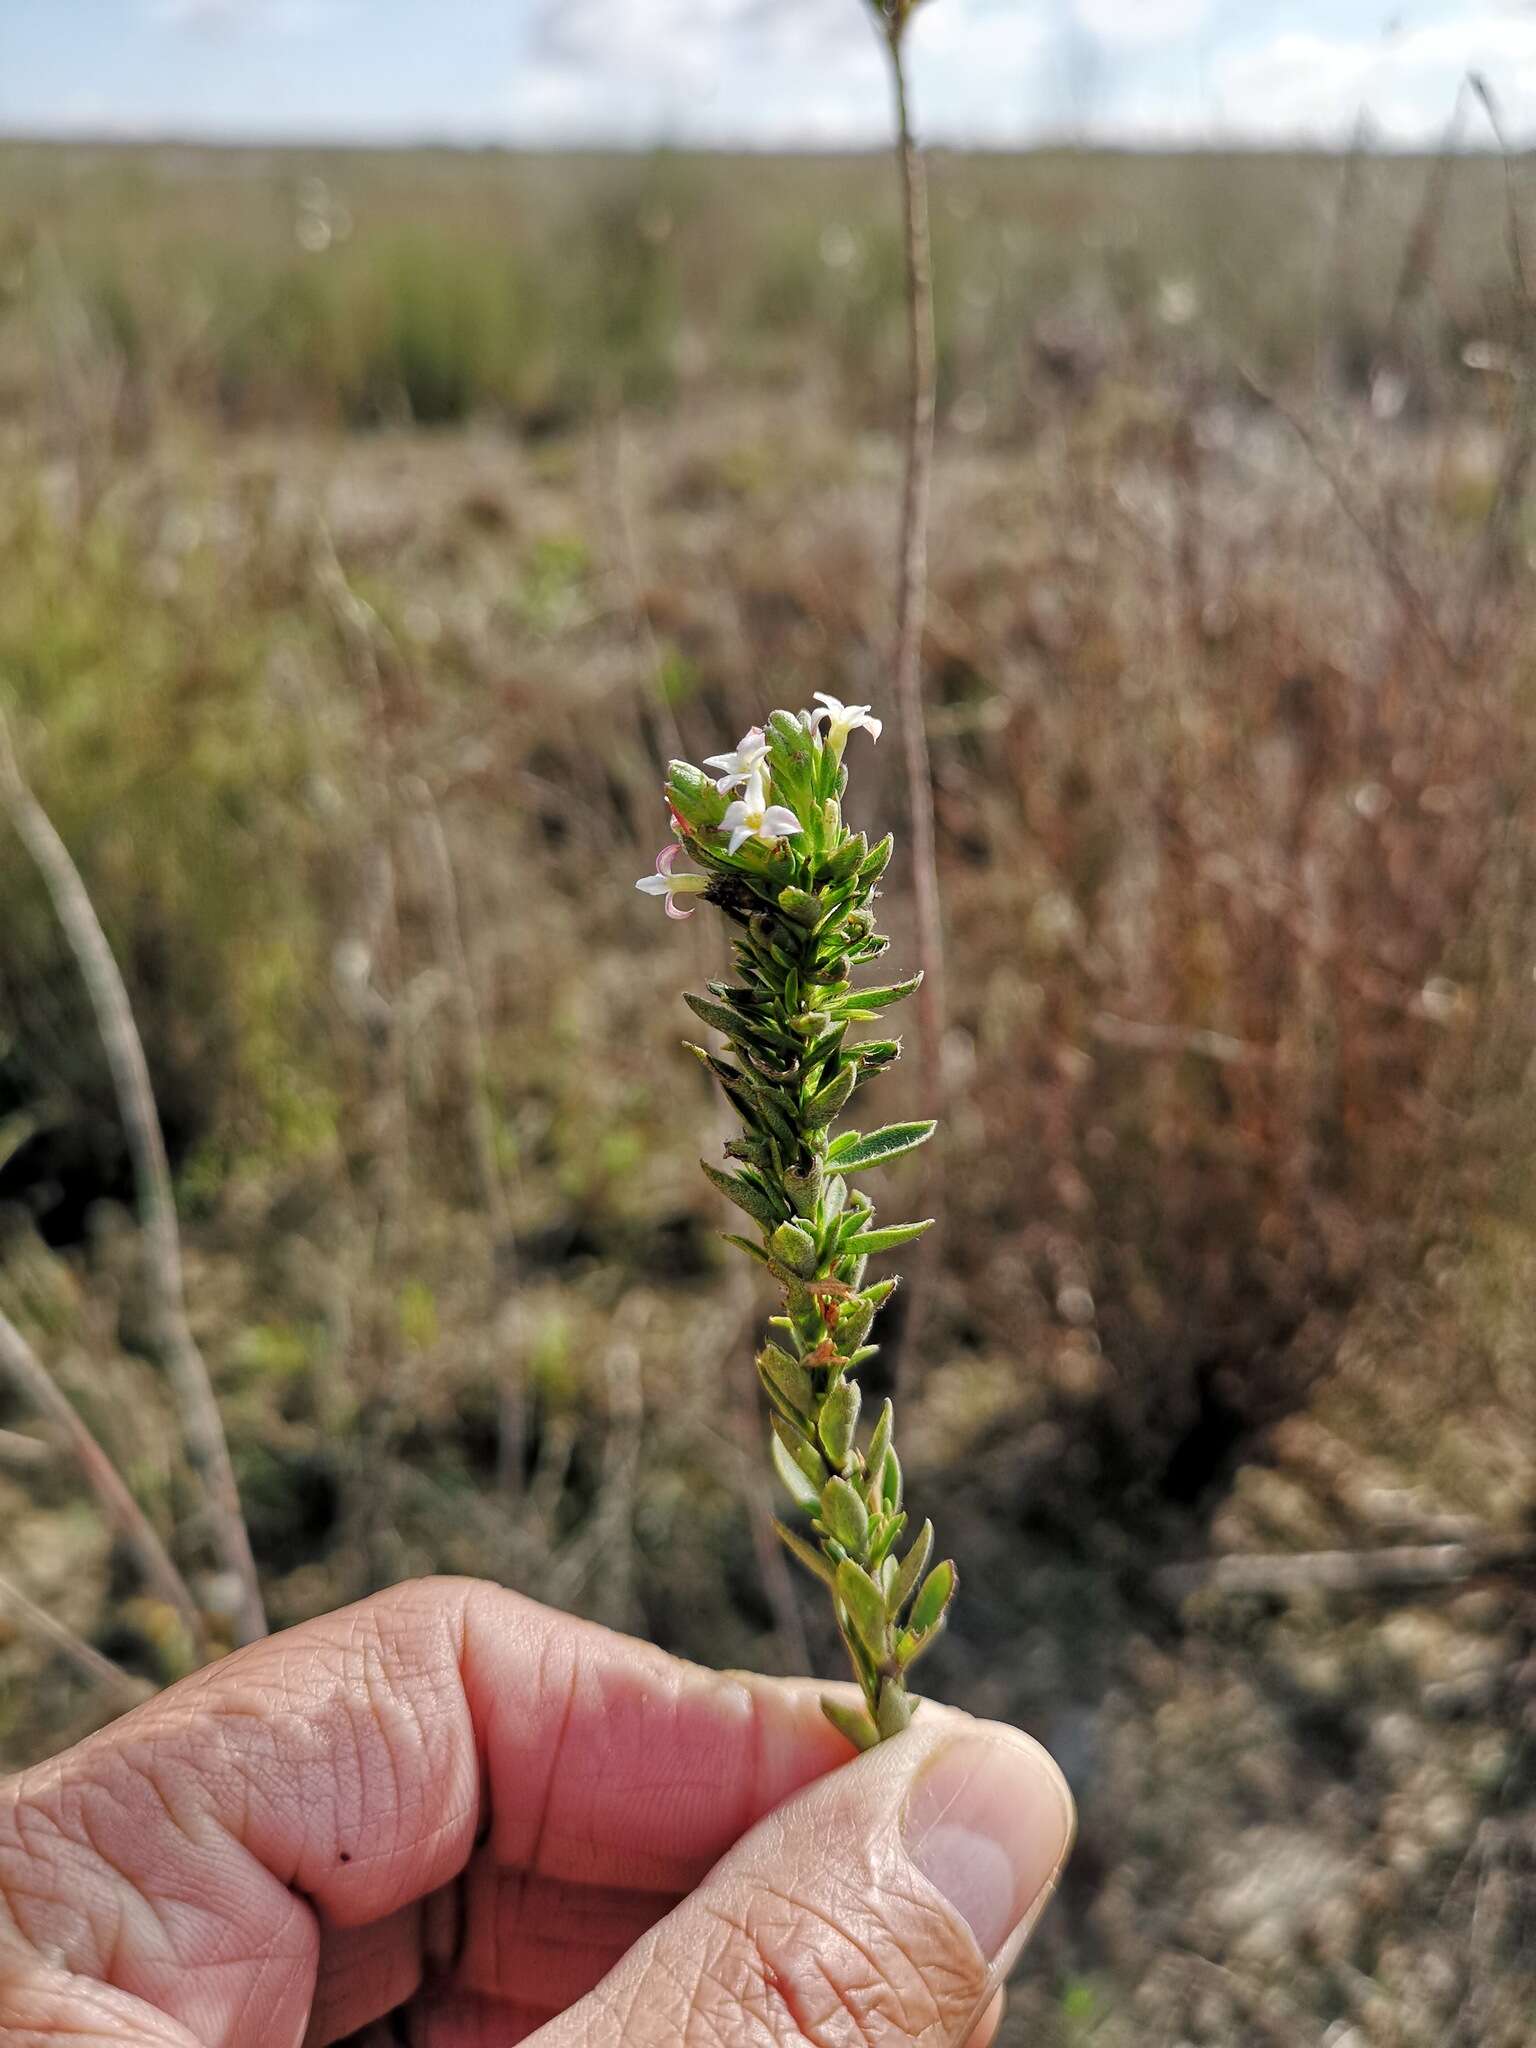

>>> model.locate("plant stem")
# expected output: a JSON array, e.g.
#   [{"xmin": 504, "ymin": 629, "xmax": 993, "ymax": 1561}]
[
  {"xmin": 0, "ymin": 1306, "xmax": 205, "ymax": 1654},
  {"xmin": 0, "ymin": 1569, "xmax": 150, "ymax": 1712},
  {"xmin": 886, "ymin": 21, "xmax": 945, "ymax": 1128},
  {"xmin": 0, "ymin": 715, "xmax": 267, "ymax": 1646}
]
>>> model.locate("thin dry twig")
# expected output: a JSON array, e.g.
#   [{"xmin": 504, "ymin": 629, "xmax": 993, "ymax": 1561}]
[
  {"xmin": 609, "ymin": 417, "xmax": 689, "ymax": 771},
  {"xmin": 0, "ymin": 1305, "xmax": 204, "ymax": 1645},
  {"xmin": 1235, "ymin": 364, "xmax": 1456, "ymax": 669},
  {"xmin": 1382, "ymin": 77, "xmax": 1472, "ymax": 362},
  {"xmin": 1091, "ymin": 1013, "xmax": 1271, "ymax": 1067},
  {"xmin": 1155, "ymin": 1536, "xmax": 1536, "ymax": 1603},
  {"xmin": 407, "ymin": 778, "xmax": 510, "ymax": 1241},
  {"xmin": 0, "ymin": 1427, "xmax": 52, "ymax": 1469},
  {"xmin": 0, "ymin": 712, "xmax": 266, "ymax": 1645},
  {"xmin": 0, "ymin": 1567, "xmax": 151, "ymax": 1711},
  {"xmin": 1458, "ymin": 75, "xmax": 1536, "ymax": 663}
]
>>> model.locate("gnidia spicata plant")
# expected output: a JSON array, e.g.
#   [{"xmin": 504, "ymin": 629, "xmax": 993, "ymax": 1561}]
[{"xmin": 636, "ymin": 697, "xmax": 956, "ymax": 1748}]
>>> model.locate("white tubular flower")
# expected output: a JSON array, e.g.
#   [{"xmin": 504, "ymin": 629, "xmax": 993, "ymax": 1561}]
[
  {"xmin": 635, "ymin": 843, "xmax": 710, "ymax": 919},
  {"xmin": 702, "ymin": 725, "xmax": 770, "ymax": 794},
  {"xmin": 720, "ymin": 767, "xmax": 803, "ymax": 856},
  {"xmin": 808, "ymin": 692, "xmax": 883, "ymax": 756}
]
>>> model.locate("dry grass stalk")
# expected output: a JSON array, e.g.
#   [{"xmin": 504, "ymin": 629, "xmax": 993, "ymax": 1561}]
[
  {"xmin": 1156, "ymin": 1537, "xmax": 1536, "ymax": 1603},
  {"xmin": 1457, "ymin": 75, "xmax": 1536, "ymax": 663},
  {"xmin": 0, "ymin": 1305, "xmax": 204, "ymax": 1646},
  {"xmin": 1236, "ymin": 364, "xmax": 1455, "ymax": 667},
  {"xmin": 408, "ymin": 780, "xmax": 510, "ymax": 1242},
  {"xmin": 0, "ymin": 713, "xmax": 266, "ymax": 1645},
  {"xmin": 0, "ymin": 1568, "xmax": 150, "ymax": 1712}
]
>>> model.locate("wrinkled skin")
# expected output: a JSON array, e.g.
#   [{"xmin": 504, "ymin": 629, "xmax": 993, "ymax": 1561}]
[{"xmin": 0, "ymin": 1578, "xmax": 1071, "ymax": 2047}]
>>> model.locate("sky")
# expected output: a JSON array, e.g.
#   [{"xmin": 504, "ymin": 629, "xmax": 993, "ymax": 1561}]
[{"xmin": 1, "ymin": 1, "xmax": 1533, "ymax": 150}]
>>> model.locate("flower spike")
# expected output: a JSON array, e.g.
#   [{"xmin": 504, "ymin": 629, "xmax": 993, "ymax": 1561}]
[{"xmin": 635, "ymin": 700, "xmax": 953, "ymax": 1750}]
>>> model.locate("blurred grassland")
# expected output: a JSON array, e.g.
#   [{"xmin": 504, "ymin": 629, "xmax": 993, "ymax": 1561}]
[
  {"xmin": 1, "ymin": 142, "xmax": 1536, "ymax": 2044},
  {"xmin": 0, "ymin": 141, "xmax": 1526, "ymax": 431}
]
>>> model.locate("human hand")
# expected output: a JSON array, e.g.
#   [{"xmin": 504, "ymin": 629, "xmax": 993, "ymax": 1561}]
[{"xmin": 0, "ymin": 1578, "xmax": 1072, "ymax": 2045}]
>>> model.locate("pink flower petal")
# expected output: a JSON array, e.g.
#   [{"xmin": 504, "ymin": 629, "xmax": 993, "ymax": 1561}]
[
  {"xmin": 664, "ymin": 895, "xmax": 695, "ymax": 920},
  {"xmin": 656, "ymin": 842, "xmax": 682, "ymax": 876}
]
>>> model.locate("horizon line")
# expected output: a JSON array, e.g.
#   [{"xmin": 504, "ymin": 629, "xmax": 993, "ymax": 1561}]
[{"xmin": 0, "ymin": 128, "xmax": 1511, "ymax": 159}]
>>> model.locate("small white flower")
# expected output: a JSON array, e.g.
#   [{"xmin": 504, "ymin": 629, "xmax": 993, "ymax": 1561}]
[
  {"xmin": 720, "ymin": 767, "xmax": 802, "ymax": 856},
  {"xmin": 635, "ymin": 843, "xmax": 710, "ymax": 920},
  {"xmin": 702, "ymin": 725, "xmax": 770, "ymax": 794},
  {"xmin": 808, "ymin": 691, "xmax": 882, "ymax": 755}
]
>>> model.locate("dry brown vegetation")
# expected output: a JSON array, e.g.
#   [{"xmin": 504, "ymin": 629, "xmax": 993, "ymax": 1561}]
[{"xmin": 1, "ymin": 141, "xmax": 1535, "ymax": 2044}]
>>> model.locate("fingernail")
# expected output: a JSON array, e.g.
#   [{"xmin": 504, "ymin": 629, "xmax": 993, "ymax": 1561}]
[{"xmin": 902, "ymin": 1733, "xmax": 1074, "ymax": 1963}]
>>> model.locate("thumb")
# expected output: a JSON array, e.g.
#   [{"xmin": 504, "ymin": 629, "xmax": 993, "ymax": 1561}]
[{"xmin": 534, "ymin": 1715, "xmax": 1074, "ymax": 2048}]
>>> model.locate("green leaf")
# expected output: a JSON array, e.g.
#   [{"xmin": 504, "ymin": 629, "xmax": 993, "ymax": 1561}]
[
  {"xmin": 876, "ymin": 1681, "xmax": 915, "ymax": 1740},
  {"xmin": 700, "ymin": 1161, "xmax": 783, "ymax": 1227},
  {"xmin": 839, "ymin": 970, "xmax": 922, "ymax": 1014},
  {"xmin": 758, "ymin": 1343, "xmax": 813, "ymax": 1419},
  {"xmin": 820, "ymin": 1695, "xmax": 880, "ymax": 1753},
  {"xmin": 720, "ymin": 1232, "xmax": 771, "ymax": 1266},
  {"xmin": 826, "ymin": 1121, "xmax": 936, "ymax": 1171},
  {"xmin": 860, "ymin": 832, "xmax": 895, "ymax": 880},
  {"xmin": 684, "ymin": 991, "xmax": 755, "ymax": 1042},
  {"xmin": 774, "ymin": 1519, "xmax": 836, "ymax": 1588},
  {"xmin": 821, "ymin": 1474, "xmax": 870, "ymax": 1553},
  {"xmin": 770, "ymin": 1427, "xmax": 822, "ymax": 1510},
  {"xmin": 803, "ymin": 1064, "xmax": 856, "ymax": 1129},
  {"xmin": 824, "ymin": 832, "xmax": 868, "ymax": 882},
  {"xmin": 770, "ymin": 1220, "xmax": 818, "ymax": 1277},
  {"xmin": 768, "ymin": 707, "xmax": 815, "ymax": 774},
  {"xmin": 870, "ymin": 1509, "xmax": 906, "ymax": 1568},
  {"xmin": 909, "ymin": 1558, "xmax": 957, "ymax": 1637},
  {"xmin": 889, "ymin": 1519, "xmax": 934, "ymax": 1619},
  {"xmin": 777, "ymin": 885, "xmax": 823, "ymax": 927},
  {"xmin": 881, "ymin": 1445, "xmax": 903, "ymax": 1514},
  {"xmin": 818, "ymin": 1378, "xmax": 861, "ymax": 1467},
  {"xmin": 843, "ymin": 1220, "xmax": 934, "ymax": 1256},
  {"xmin": 666, "ymin": 759, "xmax": 728, "ymax": 832},
  {"xmin": 865, "ymin": 1398, "xmax": 894, "ymax": 1477},
  {"xmin": 835, "ymin": 1296, "xmax": 875, "ymax": 1350},
  {"xmin": 835, "ymin": 1558, "xmax": 889, "ymax": 1661}
]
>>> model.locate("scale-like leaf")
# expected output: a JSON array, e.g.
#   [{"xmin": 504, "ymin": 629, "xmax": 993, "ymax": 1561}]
[
  {"xmin": 821, "ymin": 1475, "xmax": 870, "ymax": 1552},
  {"xmin": 827, "ymin": 1120, "xmax": 935, "ymax": 1171},
  {"xmin": 700, "ymin": 1160, "xmax": 782, "ymax": 1227},
  {"xmin": 838, "ymin": 970, "xmax": 922, "ymax": 1014},
  {"xmin": 821, "ymin": 1696, "xmax": 880, "ymax": 1752},
  {"xmin": 835, "ymin": 1559, "xmax": 888, "ymax": 1661},
  {"xmin": 843, "ymin": 1220, "xmax": 934, "ymax": 1256},
  {"xmin": 774, "ymin": 1519, "xmax": 836, "ymax": 1588},
  {"xmin": 909, "ymin": 1558, "xmax": 957, "ymax": 1637}
]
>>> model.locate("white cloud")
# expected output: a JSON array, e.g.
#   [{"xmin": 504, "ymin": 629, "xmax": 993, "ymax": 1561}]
[
  {"xmin": 1074, "ymin": 0, "xmax": 1209, "ymax": 52},
  {"xmin": 148, "ymin": 0, "xmax": 354, "ymax": 34},
  {"xmin": 504, "ymin": 0, "xmax": 1051, "ymax": 146},
  {"xmin": 506, "ymin": 0, "xmax": 888, "ymax": 145},
  {"xmin": 1201, "ymin": 7, "xmax": 1536, "ymax": 143}
]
